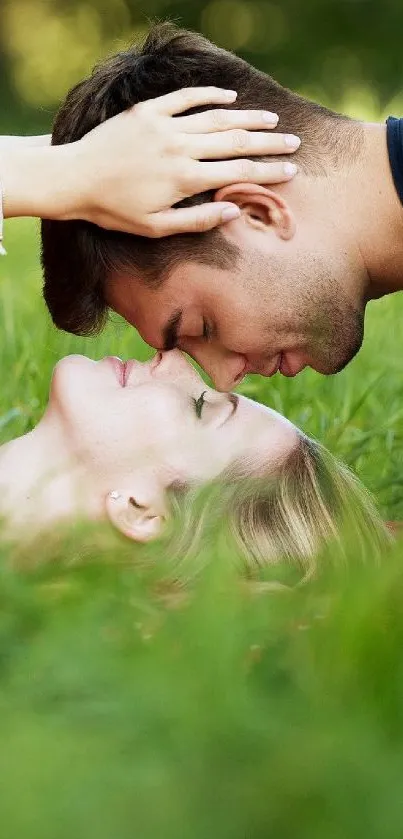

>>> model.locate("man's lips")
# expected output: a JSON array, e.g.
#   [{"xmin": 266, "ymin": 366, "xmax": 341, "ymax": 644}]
[
  {"xmin": 235, "ymin": 354, "xmax": 282, "ymax": 383},
  {"xmin": 270, "ymin": 353, "xmax": 282, "ymax": 376},
  {"xmin": 238, "ymin": 352, "xmax": 307, "ymax": 382},
  {"xmin": 279, "ymin": 353, "xmax": 307, "ymax": 377}
]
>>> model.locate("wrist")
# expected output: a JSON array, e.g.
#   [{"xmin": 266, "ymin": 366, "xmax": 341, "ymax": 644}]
[
  {"xmin": 0, "ymin": 143, "xmax": 83, "ymax": 220},
  {"xmin": 0, "ymin": 134, "xmax": 51, "ymax": 150}
]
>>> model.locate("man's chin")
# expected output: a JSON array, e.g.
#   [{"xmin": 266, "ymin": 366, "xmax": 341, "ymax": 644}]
[
  {"xmin": 310, "ymin": 341, "xmax": 363, "ymax": 376},
  {"xmin": 278, "ymin": 344, "xmax": 360, "ymax": 378}
]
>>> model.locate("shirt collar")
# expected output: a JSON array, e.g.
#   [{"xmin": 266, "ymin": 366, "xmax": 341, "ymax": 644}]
[{"xmin": 386, "ymin": 116, "xmax": 403, "ymax": 205}]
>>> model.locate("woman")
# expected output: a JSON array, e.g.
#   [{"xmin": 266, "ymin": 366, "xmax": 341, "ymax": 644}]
[{"xmin": 0, "ymin": 350, "xmax": 387, "ymax": 580}]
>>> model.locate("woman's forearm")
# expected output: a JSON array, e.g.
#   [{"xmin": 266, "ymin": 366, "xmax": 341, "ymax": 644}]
[{"xmin": 0, "ymin": 135, "xmax": 51, "ymax": 149}]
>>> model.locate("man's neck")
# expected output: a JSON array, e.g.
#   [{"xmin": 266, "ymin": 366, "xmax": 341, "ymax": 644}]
[
  {"xmin": 278, "ymin": 121, "xmax": 403, "ymax": 301},
  {"xmin": 352, "ymin": 122, "xmax": 403, "ymax": 298}
]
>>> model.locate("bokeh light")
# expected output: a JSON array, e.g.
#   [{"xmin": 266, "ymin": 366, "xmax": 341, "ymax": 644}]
[{"xmin": 1, "ymin": 0, "xmax": 403, "ymax": 130}]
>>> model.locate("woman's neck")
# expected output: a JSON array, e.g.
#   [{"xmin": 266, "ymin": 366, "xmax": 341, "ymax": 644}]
[{"xmin": 0, "ymin": 417, "xmax": 91, "ymax": 536}]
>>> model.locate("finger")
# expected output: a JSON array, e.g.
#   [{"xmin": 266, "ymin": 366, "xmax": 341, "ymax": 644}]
[
  {"xmin": 191, "ymin": 159, "xmax": 298, "ymax": 190},
  {"xmin": 149, "ymin": 86, "xmax": 238, "ymax": 116},
  {"xmin": 145, "ymin": 203, "xmax": 242, "ymax": 237},
  {"xmin": 188, "ymin": 130, "xmax": 300, "ymax": 160},
  {"xmin": 180, "ymin": 108, "xmax": 279, "ymax": 133}
]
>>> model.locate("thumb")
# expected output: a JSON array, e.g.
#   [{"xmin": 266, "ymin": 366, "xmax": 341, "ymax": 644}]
[{"xmin": 147, "ymin": 203, "xmax": 241, "ymax": 237}]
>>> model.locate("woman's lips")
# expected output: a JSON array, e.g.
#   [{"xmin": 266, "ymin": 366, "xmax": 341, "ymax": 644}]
[
  {"xmin": 105, "ymin": 356, "xmax": 126, "ymax": 386},
  {"xmin": 122, "ymin": 360, "xmax": 136, "ymax": 385},
  {"xmin": 105, "ymin": 357, "xmax": 142, "ymax": 386},
  {"xmin": 105, "ymin": 352, "xmax": 163, "ymax": 387}
]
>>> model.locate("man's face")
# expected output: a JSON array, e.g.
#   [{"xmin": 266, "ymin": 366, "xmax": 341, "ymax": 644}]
[{"xmin": 106, "ymin": 211, "xmax": 366, "ymax": 392}]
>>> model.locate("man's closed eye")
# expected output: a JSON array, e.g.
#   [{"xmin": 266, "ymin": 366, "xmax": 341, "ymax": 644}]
[{"xmin": 202, "ymin": 319, "xmax": 214, "ymax": 342}]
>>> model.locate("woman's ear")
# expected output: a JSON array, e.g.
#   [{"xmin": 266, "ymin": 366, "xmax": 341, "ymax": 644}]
[
  {"xmin": 215, "ymin": 183, "xmax": 296, "ymax": 241},
  {"xmin": 105, "ymin": 490, "xmax": 166, "ymax": 543}
]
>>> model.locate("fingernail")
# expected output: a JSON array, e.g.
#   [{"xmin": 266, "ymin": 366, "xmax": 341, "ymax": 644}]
[
  {"xmin": 221, "ymin": 205, "xmax": 241, "ymax": 221},
  {"xmin": 263, "ymin": 111, "xmax": 279, "ymax": 124},
  {"xmin": 224, "ymin": 90, "xmax": 237, "ymax": 100},
  {"xmin": 285, "ymin": 134, "xmax": 301, "ymax": 149},
  {"xmin": 284, "ymin": 162, "xmax": 298, "ymax": 176}
]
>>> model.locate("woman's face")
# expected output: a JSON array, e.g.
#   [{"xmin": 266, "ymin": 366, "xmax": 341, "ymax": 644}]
[
  {"xmin": 50, "ymin": 350, "xmax": 298, "ymax": 489},
  {"xmin": 47, "ymin": 350, "xmax": 298, "ymax": 540},
  {"xmin": 50, "ymin": 349, "xmax": 298, "ymax": 485}
]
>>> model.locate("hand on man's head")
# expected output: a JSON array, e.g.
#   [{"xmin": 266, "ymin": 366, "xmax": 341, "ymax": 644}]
[{"xmin": 71, "ymin": 86, "xmax": 298, "ymax": 237}]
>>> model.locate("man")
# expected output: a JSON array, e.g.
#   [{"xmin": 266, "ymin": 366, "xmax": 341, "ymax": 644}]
[{"xmin": 42, "ymin": 22, "xmax": 403, "ymax": 392}]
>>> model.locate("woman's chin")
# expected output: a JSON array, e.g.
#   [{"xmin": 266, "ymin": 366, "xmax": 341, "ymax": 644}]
[{"xmin": 48, "ymin": 355, "xmax": 98, "ymax": 415}]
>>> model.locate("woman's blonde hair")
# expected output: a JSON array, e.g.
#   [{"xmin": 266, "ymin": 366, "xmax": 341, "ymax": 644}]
[
  {"xmin": 9, "ymin": 435, "xmax": 388, "ymax": 587},
  {"xmin": 166, "ymin": 435, "xmax": 389, "ymax": 584}
]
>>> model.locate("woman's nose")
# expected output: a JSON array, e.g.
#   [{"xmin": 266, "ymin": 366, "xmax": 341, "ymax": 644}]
[
  {"xmin": 182, "ymin": 342, "xmax": 247, "ymax": 392},
  {"xmin": 154, "ymin": 349, "xmax": 204, "ymax": 385}
]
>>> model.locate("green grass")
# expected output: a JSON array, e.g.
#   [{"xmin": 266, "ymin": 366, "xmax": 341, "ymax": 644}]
[{"xmin": 1, "ymin": 217, "xmax": 403, "ymax": 837}]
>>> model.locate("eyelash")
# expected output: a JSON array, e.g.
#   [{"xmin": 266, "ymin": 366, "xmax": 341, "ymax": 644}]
[
  {"xmin": 202, "ymin": 319, "xmax": 213, "ymax": 342},
  {"xmin": 193, "ymin": 391, "xmax": 207, "ymax": 419}
]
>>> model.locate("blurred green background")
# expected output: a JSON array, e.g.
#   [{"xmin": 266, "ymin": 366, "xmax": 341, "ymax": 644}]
[{"xmin": 1, "ymin": 0, "xmax": 403, "ymax": 135}]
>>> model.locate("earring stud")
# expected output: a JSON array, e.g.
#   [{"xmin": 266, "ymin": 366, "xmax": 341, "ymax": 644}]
[{"xmin": 109, "ymin": 491, "xmax": 121, "ymax": 500}]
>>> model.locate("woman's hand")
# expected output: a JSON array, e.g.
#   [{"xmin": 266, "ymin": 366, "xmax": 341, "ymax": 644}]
[
  {"xmin": 0, "ymin": 87, "xmax": 299, "ymax": 235},
  {"xmin": 70, "ymin": 86, "xmax": 299, "ymax": 236}
]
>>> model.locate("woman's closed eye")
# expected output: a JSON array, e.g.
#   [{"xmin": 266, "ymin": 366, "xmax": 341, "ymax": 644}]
[
  {"xmin": 193, "ymin": 391, "xmax": 239, "ymax": 426},
  {"xmin": 193, "ymin": 391, "xmax": 207, "ymax": 419}
]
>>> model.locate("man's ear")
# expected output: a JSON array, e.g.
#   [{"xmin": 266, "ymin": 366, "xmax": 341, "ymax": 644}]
[
  {"xmin": 215, "ymin": 183, "xmax": 296, "ymax": 241},
  {"xmin": 105, "ymin": 488, "xmax": 166, "ymax": 543}
]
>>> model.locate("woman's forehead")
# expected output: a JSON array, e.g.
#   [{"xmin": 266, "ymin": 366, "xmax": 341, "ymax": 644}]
[
  {"xmin": 237, "ymin": 394, "xmax": 287, "ymax": 422},
  {"xmin": 235, "ymin": 394, "xmax": 298, "ymax": 453}
]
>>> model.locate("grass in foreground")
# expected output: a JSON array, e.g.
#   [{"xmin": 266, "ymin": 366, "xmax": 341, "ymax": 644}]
[
  {"xmin": 1, "ymin": 218, "xmax": 403, "ymax": 837},
  {"xmin": 1, "ymin": 534, "xmax": 403, "ymax": 839}
]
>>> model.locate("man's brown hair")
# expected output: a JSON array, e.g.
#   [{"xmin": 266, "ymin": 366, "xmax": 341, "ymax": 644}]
[{"xmin": 42, "ymin": 22, "xmax": 360, "ymax": 336}]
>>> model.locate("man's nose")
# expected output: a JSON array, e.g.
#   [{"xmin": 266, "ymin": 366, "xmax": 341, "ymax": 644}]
[{"xmin": 181, "ymin": 341, "xmax": 247, "ymax": 392}]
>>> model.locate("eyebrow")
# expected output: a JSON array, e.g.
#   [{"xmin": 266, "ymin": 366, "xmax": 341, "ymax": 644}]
[{"xmin": 162, "ymin": 309, "xmax": 182, "ymax": 351}]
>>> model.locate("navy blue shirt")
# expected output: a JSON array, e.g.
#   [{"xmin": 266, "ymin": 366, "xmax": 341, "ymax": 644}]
[{"xmin": 386, "ymin": 116, "xmax": 403, "ymax": 205}]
